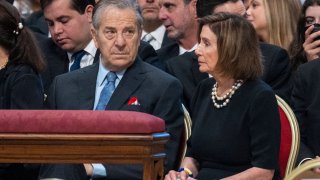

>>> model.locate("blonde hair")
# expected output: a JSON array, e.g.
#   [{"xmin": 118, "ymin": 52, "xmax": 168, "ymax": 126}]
[{"xmin": 262, "ymin": 0, "xmax": 301, "ymax": 51}]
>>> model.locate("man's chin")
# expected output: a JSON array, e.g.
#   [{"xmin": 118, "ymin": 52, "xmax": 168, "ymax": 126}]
[{"xmin": 59, "ymin": 45, "xmax": 76, "ymax": 52}]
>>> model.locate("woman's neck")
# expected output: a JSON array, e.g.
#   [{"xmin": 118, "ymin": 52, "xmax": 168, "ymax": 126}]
[
  {"xmin": 215, "ymin": 77, "xmax": 236, "ymax": 97},
  {"xmin": 0, "ymin": 47, "xmax": 9, "ymax": 69}
]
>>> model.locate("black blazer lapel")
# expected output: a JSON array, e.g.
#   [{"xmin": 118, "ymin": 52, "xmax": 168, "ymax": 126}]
[
  {"xmin": 162, "ymin": 31, "xmax": 176, "ymax": 48},
  {"xmin": 106, "ymin": 58, "xmax": 147, "ymax": 110},
  {"xmin": 76, "ymin": 63, "xmax": 99, "ymax": 109},
  {"xmin": 93, "ymin": 49, "xmax": 100, "ymax": 64}
]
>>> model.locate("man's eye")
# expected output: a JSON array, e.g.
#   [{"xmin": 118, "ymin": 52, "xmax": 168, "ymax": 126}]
[
  {"xmin": 60, "ymin": 18, "xmax": 69, "ymax": 24},
  {"xmin": 164, "ymin": 3, "xmax": 174, "ymax": 10},
  {"xmin": 124, "ymin": 30, "xmax": 135, "ymax": 37},
  {"xmin": 104, "ymin": 30, "xmax": 116, "ymax": 39}
]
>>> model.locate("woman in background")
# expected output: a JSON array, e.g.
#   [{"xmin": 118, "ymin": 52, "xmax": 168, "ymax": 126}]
[
  {"xmin": 0, "ymin": 0, "xmax": 45, "ymax": 179},
  {"xmin": 246, "ymin": 0, "xmax": 301, "ymax": 53},
  {"xmin": 165, "ymin": 13, "xmax": 280, "ymax": 180},
  {"xmin": 289, "ymin": 0, "xmax": 320, "ymax": 71},
  {"xmin": 291, "ymin": 0, "xmax": 320, "ymax": 172}
]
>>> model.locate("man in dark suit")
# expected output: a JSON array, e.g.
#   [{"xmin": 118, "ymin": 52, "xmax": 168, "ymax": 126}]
[
  {"xmin": 137, "ymin": 0, "xmax": 175, "ymax": 50},
  {"xmin": 291, "ymin": 59, "xmax": 320, "ymax": 167},
  {"xmin": 39, "ymin": 0, "xmax": 160, "ymax": 93},
  {"xmin": 155, "ymin": 0, "xmax": 198, "ymax": 69},
  {"xmin": 39, "ymin": 0, "xmax": 97, "ymax": 93},
  {"xmin": 166, "ymin": 0, "xmax": 292, "ymax": 109},
  {"xmin": 40, "ymin": 0, "xmax": 184, "ymax": 179}
]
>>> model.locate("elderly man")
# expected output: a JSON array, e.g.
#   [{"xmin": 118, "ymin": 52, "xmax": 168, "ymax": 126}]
[
  {"xmin": 40, "ymin": 0, "xmax": 184, "ymax": 179},
  {"xmin": 39, "ymin": 0, "xmax": 160, "ymax": 93}
]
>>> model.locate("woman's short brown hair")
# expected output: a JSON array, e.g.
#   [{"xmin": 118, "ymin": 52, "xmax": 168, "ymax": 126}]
[{"xmin": 198, "ymin": 12, "xmax": 263, "ymax": 80}]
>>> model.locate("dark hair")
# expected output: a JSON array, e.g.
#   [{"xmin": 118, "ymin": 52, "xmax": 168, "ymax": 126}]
[
  {"xmin": 40, "ymin": 0, "xmax": 95, "ymax": 14},
  {"xmin": 196, "ymin": 0, "xmax": 238, "ymax": 18},
  {"xmin": 198, "ymin": 12, "xmax": 263, "ymax": 80},
  {"xmin": 289, "ymin": 0, "xmax": 320, "ymax": 71},
  {"xmin": 0, "ymin": 0, "xmax": 45, "ymax": 72}
]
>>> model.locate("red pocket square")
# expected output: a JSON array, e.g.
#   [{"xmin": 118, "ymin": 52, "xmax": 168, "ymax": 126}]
[{"xmin": 127, "ymin": 96, "xmax": 140, "ymax": 105}]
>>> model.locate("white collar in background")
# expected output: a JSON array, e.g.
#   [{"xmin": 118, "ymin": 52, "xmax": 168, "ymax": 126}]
[
  {"xmin": 142, "ymin": 25, "xmax": 166, "ymax": 45},
  {"xmin": 67, "ymin": 40, "xmax": 97, "ymax": 62},
  {"xmin": 179, "ymin": 43, "xmax": 198, "ymax": 55}
]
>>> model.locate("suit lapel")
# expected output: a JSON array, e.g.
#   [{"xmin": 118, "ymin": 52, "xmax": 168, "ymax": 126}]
[
  {"xmin": 162, "ymin": 31, "xmax": 176, "ymax": 48},
  {"xmin": 76, "ymin": 63, "xmax": 99, "ymax": 109},
  {"xmin": 106, "ymin": 58, "xmax": 147, "ymax": 110},
  {"xmin": 93, "ymin": 49, "xmax": 100, "ymax": 64}
]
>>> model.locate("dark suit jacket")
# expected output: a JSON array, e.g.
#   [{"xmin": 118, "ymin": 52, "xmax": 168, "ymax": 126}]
[
  {"xmin": 39, "ymin": 38, "xmax": 100, "ymax": 93},
  {"xmin": 291, "ymin": 59, "xmax": 320, "ymax": 162},
  {"xmin": 161, "ymin": 31, "xmax": 176, "ymax": 48},
  {"xmin": 156, "ymin": 42, "xmax": 180, "ymax": 70},
  {"xmin": 0, "ymin": 64, "xmax": 44, "ymax": 109},
  {"xmin": 40, "ymin": 38, "xmax": 159, "ymax": 93},
  {"xmin": 47, "ymin": 58, "xmax": 184, "ymax": 179},
  {"xmin": 25, "ymin": 11, "xmax": 48, "ymax": 37},
  {"xmin": 166, "ymin": 43, "xmax": 293, "ymax": 110},
  {"xmin": 138, "ymin": 40, "xmax": 162, "ymax": 70}
]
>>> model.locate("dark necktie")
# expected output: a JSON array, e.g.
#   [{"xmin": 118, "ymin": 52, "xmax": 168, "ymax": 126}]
[
  {"xmin": 70, "ymin": 50, "xmax": 86, "ymax": 71},
  {"xmin": 95, "ymin": 72, "xmax": 117, "ymax": 110}
]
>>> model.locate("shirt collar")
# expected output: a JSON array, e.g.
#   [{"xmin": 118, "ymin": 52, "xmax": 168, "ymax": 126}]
[
  {"xmin": 179, "ymin": 43, "xmax": 198, "ymax": 55},
  {"xmin": 96, "ymin": 58, "xmax": 126, "ymax": 87},
  {"xmin": 141, "ymin": 25, "xmax": 166, "ymax": 45},
  {"xmin": 67, "ymin": 40, "xmax": 97, "ymax": 62}
]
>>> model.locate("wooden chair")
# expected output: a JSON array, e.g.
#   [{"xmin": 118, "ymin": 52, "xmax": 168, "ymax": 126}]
[
  {"xmin": 284, "ymin": 158, "xmax": 320, "ymax": 180},
  {"xmin": 175, "ymin": 104, "xmax": 192, "ymax": 169},
  {"xmin": 276, "ymin": 95, "xmax": 300, "ymax": 178},
  {"xmin": 0, "ymin": 110, "xmax": 169, "ymax": 180}
]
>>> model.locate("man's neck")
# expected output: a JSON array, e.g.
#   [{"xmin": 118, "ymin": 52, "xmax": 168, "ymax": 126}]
[
  {"xmin": 143, "ymin": 20, "xmax": 163, "ymax": 33},
  {"xmin": 177, "ymin": 25, "xmax": 198, "ymax": 50}
]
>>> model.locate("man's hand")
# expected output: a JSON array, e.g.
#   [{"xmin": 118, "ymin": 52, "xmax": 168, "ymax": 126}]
[{"xmin": 84, "ymin": 163, "xmax": 93, "ymax": 176}]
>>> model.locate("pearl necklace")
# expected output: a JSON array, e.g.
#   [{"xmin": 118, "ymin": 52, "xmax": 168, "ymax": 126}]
[{"xmin": 211, "ymin": 80, "xmax": 243, "ymax": 109}]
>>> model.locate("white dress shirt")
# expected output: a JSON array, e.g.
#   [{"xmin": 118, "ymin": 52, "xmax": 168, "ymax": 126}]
[
  {"xmin": 141, "ymin": 25, "xmax": 166, "ymax": 50},
  {"xmin": 67, "ymin": 40, "xmax": 97, "ymax": 70}
]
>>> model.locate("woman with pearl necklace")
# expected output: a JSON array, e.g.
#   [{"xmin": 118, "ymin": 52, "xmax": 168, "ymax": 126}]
[{"xmin": 165, "ymin": 13, "xmax": 281, "ymax": 180}]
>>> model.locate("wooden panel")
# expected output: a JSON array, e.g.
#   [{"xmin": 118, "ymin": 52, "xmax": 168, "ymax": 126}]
[{"xmin": 0, "ymin": 132, "xmax": 169, "ymax": 180}]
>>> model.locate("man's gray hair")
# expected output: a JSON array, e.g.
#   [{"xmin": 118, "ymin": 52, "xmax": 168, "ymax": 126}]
[{"xmin": 92, "ymin": 0, "xmax": 143, "ymax": 30}]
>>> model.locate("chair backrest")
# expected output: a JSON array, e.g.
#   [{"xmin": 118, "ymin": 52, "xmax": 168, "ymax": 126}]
[
  {"xmin": 276, "ymin": 95, "xmax": 300, "ymax": 178},
  {"xmin": 175, "ymin": 104, "xmax": 192, "ymax": 169},
  {"xmin": 284, "ymin": 158, "xmax": 320, "ymax": 180},
  {"xmin": 181, "ymin": 104, "xmax": 192, "ymax": 157}
]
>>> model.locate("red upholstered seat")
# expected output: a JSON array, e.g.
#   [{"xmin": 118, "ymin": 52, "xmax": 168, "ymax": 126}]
[
  {"xmin": 0, "ymin": 110, "xmax": 165, "ymax": 134},
  {"xmin": 279, "ymin": 106, "xmax": 292, "ymax": 178},
  {"xmin": 276, "ymin": 96, "xmax": 300, "ymax": 179}
]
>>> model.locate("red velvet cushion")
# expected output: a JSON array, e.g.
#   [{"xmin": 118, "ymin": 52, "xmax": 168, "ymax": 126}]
[
  {"xmin": 278, "ymin": 107, "xmax": 292, "ymax": 178},
  {"xmin": 0, "ymin": 110, "xmax": 165, "ymax": 134}
]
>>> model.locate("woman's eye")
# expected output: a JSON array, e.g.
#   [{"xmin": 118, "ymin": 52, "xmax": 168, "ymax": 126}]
[{"xmin": 305, "ymin": 17, "xmax": 315, "ymax": 25}]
